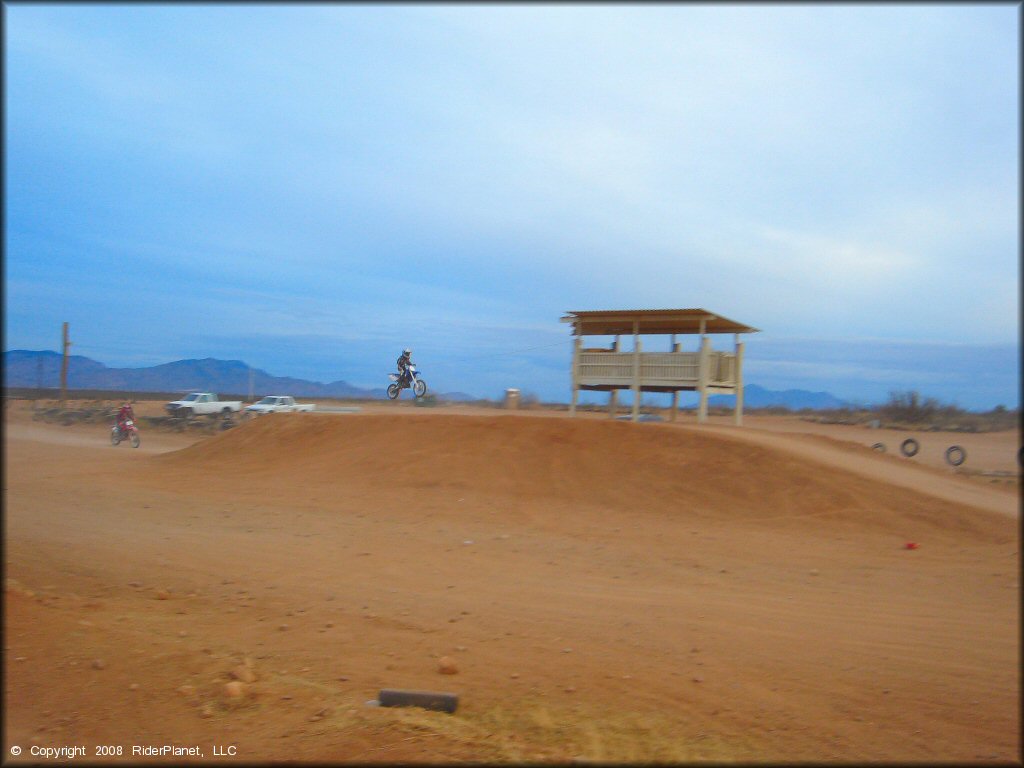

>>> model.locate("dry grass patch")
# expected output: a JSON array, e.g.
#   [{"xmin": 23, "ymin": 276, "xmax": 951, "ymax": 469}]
[{"xmin": 324, "ymin": 698, "xmax": 758, "ymax": 763}]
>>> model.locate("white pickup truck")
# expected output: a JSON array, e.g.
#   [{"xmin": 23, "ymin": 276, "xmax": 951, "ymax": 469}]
[
  {"xmin": 165, "ymin": 392, "xmax": 243, "ymax": 418},
  {"xmin": 245, "ymin": 395, "xmax": 316, "ymax": 414}
]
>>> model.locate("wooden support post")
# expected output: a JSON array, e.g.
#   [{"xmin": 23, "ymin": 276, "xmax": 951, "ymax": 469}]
[
  {"xmin": 60, "ymin": 322, "xmax": 71, "ymax": 409},
  {"xmin": 631, "ymin": 321, "xmax": 641, "ymax": 422},
  {"xmin": 698, "ymin": 315, "xmax": 711, "ymax": 423},
  {"xmin": 569, "ymin": 336, "xmax": 581, "ymax": 416},
  {"xmin": 734, "ymin": 339, "xmax": 745, "ymax": 426},
  {"xmin": 697, "ymin": 334, "xmax": 710, "ymax": 424},
  {"xmin": 608, "ymin": 336, "xmax": 619, "ymax": 418},
  {"xmin": 670, "ymin": 336, "xmax": 680, "ymax": 422}
]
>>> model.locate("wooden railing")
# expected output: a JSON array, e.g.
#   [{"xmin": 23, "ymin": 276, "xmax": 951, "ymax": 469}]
[
  {"xmin": 577, "ymin": 350, "xmax": 736, "ymax": 388},
  {"xmin": 708, "ymin": 352, "xmax": 736, "ymax": 385}
]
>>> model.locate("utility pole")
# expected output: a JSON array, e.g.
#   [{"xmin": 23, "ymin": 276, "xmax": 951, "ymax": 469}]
[
  {"xmin": 60, "ymin": 322, "xmax": 71, "ymax": 409},
  {"xmin": 33, "ymin": 358, "xmax": 43, "ymax": 411}
]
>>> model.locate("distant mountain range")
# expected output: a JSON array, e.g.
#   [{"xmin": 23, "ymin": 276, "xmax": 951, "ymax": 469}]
[
  {"xmin": 708, "ymin": 384, "xmax": 849, "ymax": 410},
  {"xmin": 1, "ymin": 350, "xmax": 476, "ymax": 402},
  {"xmin": 3, "ymin": 350, "xmax": 850, "ymax": 410}
]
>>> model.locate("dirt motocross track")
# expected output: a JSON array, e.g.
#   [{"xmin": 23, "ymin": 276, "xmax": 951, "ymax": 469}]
[{"xmin": 3, "ymin": 404, "xmax": 1020, "ymax": 763}]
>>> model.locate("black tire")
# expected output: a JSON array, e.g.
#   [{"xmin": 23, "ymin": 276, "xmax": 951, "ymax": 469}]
[
  {"xmin": 871, "ymin": 442, "xmax": 885, "ymax": 452},
  {"xmin": 900, "ymin": 438, "xmax": 919, "ymax": 457},
  {"xmin": 413, "ymin": 379, "xmax": 427, "ymax": 398},
  {"xmin": 387, "ymin": 383, "xmax": 400, "ymax": 400},
  {"xmin": 130, "ymin": 432, "xmax": 141, "ymax": 448},
  {"xmin": 378, "ymin": 689, "xmax": 458, "ymax": 714},
  {"xmin": 945, "ymin": 445, "xmax": 965, "ymax": 467},
  {"xmin": 111, "ymin": 429, "xmax": 121, "ymax": 446}
]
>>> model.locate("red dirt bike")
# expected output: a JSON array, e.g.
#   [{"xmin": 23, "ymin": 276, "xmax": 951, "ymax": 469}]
[{"xmin": 111, "ymin": 418, "xmax": 141, "ymax": 448}]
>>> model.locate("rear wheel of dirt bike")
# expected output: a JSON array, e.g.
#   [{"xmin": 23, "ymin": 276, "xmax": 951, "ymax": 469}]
[
  {"xmin": 387, "ymin": 383, "xmax": 400, "ymax": 400},
  {"xmin": 130, "ymin": 431, "xmax": 141, "ymax": 448},
  {"xmin": 900, "ymin": 438, "xmax": 920, "ymax": 457},
  {"xmin": 111, "ymin": 429, "xmax": 121, "ymax": 446},
  {"xmin": 413, "ymin": 379, "xmax": 427, "ymax": 398}
]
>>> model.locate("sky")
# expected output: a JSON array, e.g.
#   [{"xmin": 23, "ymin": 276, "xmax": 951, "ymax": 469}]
[{"xmin": 4, "ymin": 3, "xmax": 1020, "ymax": 409}]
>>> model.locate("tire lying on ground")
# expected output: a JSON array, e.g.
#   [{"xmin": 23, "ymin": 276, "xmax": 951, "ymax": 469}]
[
  {"xmin": 378, "ymin": 689, "xmax": 458, "ymax": 714},
  {"xmin": 945, "ymin": 445, "xmax": 966, "ymax": 467},
  {"xmin": 900, "ymin": 438, "xmax": 920, "ymax": 457},
  {"xmin": 871, "ymin": 443, "xmax": 886, "ymax": 452}
]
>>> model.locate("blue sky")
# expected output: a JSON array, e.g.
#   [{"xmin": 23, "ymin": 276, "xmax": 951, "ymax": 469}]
[{"xmin": 4, "ymin": 4, "xmax": 1019, "ymax": 408}]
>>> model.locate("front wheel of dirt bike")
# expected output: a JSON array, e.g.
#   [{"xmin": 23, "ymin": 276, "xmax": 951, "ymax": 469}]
[
  {"xmin": 413, "ymin": 379, "xmax": 427, "ymax": 398},
  {"xmin": 387, "ymin": 383, "xmax": 401, "ymax": 400},
  {"xmin": 130, "ymin": 431, "xmax": 141, "ymax": 448},
  {"xmin": 111, "ymin": 429, "xmax": 121, "ymax": 446}
]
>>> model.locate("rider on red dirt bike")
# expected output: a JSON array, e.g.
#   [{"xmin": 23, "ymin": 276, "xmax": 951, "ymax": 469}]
[
  {"xmin": 111, "ymin": 402, "xmax": 141, "ymax": 448},
  {"xmin": 116, "ymin": 402, "xmax": 136, "ymax": 434}
]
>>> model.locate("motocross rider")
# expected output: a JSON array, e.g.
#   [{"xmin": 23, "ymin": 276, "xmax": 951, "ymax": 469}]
[
  {"xmin": 396, "ymin": 348, "xmax": 413, "ymax": 384},
  {"xmin": 116, "ymin": 402, "xmax": 136, "ymax": 434}
]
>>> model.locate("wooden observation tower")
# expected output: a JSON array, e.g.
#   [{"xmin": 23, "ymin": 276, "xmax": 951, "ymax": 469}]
[{"xmin": 560, "ymin": 308, "xmax": 759, "ymax": 424}]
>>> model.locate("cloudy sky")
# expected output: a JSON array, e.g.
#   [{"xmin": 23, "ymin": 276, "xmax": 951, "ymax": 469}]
[{"xmin": 4, "ymin": 4, "xmax": 1019, "ymax": 408}]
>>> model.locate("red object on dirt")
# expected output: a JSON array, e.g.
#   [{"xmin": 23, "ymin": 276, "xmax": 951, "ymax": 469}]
[{"xmin": 905, "ymin": 542, "xmax": 919, "ymax": 550}]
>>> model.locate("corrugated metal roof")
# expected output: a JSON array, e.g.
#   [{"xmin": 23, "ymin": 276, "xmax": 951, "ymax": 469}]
[{"xmin": 560, "ymin": 308, "xmax": 759, "ymax": 336}]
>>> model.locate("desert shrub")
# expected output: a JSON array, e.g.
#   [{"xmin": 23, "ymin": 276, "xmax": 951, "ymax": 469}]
[
  {"xmin": 877, "ymin": 390, "xmax": 943, "ymax": 424},
  {"xmin": 520, "ymin": 391, "xmax": 541, "ymax": 408},
  {"xmin": 750, "ymin": 405, "xmax": 793, "ymax": 416},
  {"xmin": 866, "ymin": 390, "xmax": 1017, "ymax": 432}
]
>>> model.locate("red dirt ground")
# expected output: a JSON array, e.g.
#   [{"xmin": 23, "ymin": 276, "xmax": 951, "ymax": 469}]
[{"xmin": 3, "ymin": 401, "xmax": 1020, "ymax": 763}]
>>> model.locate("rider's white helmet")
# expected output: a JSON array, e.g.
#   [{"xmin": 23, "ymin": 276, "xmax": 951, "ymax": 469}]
[{"xmin": 403, "ymin": 348, "xmax": 411, "ymax": 355}]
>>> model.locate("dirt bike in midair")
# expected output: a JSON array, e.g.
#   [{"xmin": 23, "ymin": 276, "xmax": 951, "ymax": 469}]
[{"xmin": 387, "ymin": 364, "xmax": 427, "ymax": 400}]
